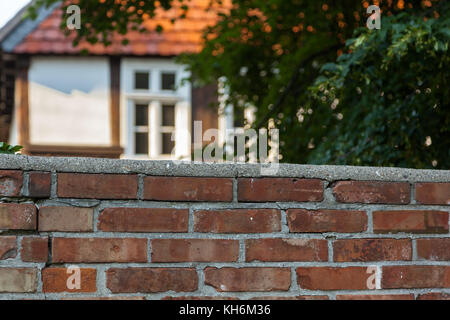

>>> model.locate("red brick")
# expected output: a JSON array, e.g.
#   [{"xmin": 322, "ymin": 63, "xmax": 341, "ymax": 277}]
[
  {"xmin": 28, "ymin": 172, "xmax": 51, "ymax": 198},
  {"xmin": 0, "ymin": 236, "xmax": 17, "ymax": 260},
  {"xmin": 0, "ymin": 268, "xmax": 37, "ymax": 293},
  {"xmin": 98, "ymin": 208, "xmax": 188, "ymax": 232},
  {"xmin": 415, "ymin": 182, "xmax": 450, "ymax": 205},
  {"xmin": 194, "ymin": 209, "xmax": 281, "ymax": 233},
  {"xmin": 287, "ymin": 209, "xmax": 367, "ymax": 233},
  {"xmin": 204, "ymin": 267, "xmax": 291, "ymax": 292},
  {"xmin": 0, "ymin": 203, "xmax": 36, "ymax": 230},
  {"xmin": 57, "ymin": 173, "xmax": 138, "ymax": 199},
  {"xmin": 0, "ymin": 170, "xmax": 22, "ymax": 197},
  {"xmin": 52, "ymin": 238, "xmax": 148, "ymax": 263},
  {"xmin": 382, "ymin": 266, "xmax": 450, "ymax": 288},
  {"xmin": 39, "ymin": 206, "xmax": 93, "ymax": 232},
  {"xmin": 42, "ymin": 268, "xmax": 96, "ymax": 293},
  {"xmin": 21, "ymin": 237, "xmax": 48, "ymax": 262},
  {"xmin": 250, "ymin": 296, "xmax": 329, "ymax": 300},
  {"xmin": 238, "ymin": 178, "xmax": 323, "ymax": 202},
  {"xmin": 151, "ymin": 239, "xmax": 239, "ymax": 262},
  {"xmin": 143, "ymin": 177, "xmax": 233, "ymax": 202},
  {"xmin": 246, "ymin": 238, "xmax": 328, "ymax": 262},
  {"xmin": 417, "ymin": 293, "xmax": 450, "ymax": 300},
  {"xmin": 163, "ymin": 296, "xmax": 239, "ymax": 300},
  {"xmin": 296, "ymin": 267, "xmax": 373, "ymax": 290},
  {"xmin": 333, "ymin": 181, "xmax": 410, "ymax": 204},
  {"xmin": 333, "ymin": 239, "xmax": 412, "ymax": 262},
  {"xmin": 417, "ymin": 238, "xmax": 450, "ymax": 261},
  {"xmin": 373, "ymin": 210, "xmax": 449, "ymax": 234},
  {"xmin": 107, "ymin": 268, "xmax": 198, "ymax": 293},
  {"xmin": 336, "ymin": 294, "xmax": 414, "ymax": 300}
]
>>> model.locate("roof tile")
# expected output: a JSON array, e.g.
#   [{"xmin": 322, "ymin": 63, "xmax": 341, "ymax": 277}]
[{"xmin": 13, "ymin": 0, "xmax": 230, "ymax": 56}]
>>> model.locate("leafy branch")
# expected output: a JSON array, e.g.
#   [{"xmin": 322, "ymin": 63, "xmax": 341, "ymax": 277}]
[{"xmin": 0, "ymin": 143, "xmax": 23, "ymax": 155}]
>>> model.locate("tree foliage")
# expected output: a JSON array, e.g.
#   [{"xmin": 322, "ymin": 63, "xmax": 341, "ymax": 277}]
[
  {"xmin": 29, "ymin": 0, "xmax": 449, "ymax": 168},
  {"xmin": 306, "ymin": 8, "xmax": 449, "ymax": 168}
]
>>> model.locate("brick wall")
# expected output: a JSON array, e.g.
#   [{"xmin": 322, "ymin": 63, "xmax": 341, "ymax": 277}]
[{"xmin": 0, "ymin": 155, "xmax": 449, "ymax": 300}]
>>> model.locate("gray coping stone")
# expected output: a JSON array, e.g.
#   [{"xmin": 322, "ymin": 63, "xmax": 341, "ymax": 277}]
[{"xmin": 0, "ymin": 154, "xmax": 449, "ymax": 182}]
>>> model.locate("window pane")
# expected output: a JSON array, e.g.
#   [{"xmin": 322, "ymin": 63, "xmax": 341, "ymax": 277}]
[
  {"xmin": 162, "ymin": 132, "xmax": 175, "ymax": 155},
  {"xmin": 161, "ymin": 72, "xmax": 176, "ymax": 90},
  {"xmin": 135, "ymin": 132, "xmax": 149, "ymax": 154},
  {"xmin": 135, "ymin": 104, "xmax": 148, "ymax": 126},
  {"xmin": 135, "ymin": 72, "xmax": 149, "ymax": 90},
  {"xmin": 162, "ymin": 104, "xmax": 175, "ymax": 127}
]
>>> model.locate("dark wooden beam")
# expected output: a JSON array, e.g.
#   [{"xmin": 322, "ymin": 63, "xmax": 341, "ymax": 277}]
[
  {"xmin": 109, "ymin": 56, "xmax": 121, "ymax": 147},
  {"xmin": 26, "ymin": 144, "xmax": 124, "ymax": 158},
  {"xmin": 191, "ymin": 82, "xmax": 219, "ymax": 147},
  {"xmin": 15, "ymin": 56, "xmax": 30, "ymax": 148}
]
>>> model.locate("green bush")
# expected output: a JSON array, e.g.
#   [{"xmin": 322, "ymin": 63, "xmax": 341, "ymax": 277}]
[{"xmin": 0, "ymin": 142, "xmax": 23, "ymax": 154}]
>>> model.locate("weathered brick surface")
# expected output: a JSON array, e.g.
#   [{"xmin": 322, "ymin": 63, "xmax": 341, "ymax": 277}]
[
  {"xmin": 107, "ymin": 268, "xmax": 198, "ymax": 293},
  {"xmin": 333, "ymin": 181, "xmax": 410, "ymax": 204},
  {"xmin": 28, "ymin": 172, "xmax": 51, "ymax": 198},
  {"xmin": 143, "ymin": 177, "xmax": 233, "ymax": 202},
  {"xmin": 373, "ymin": 210, "xmax": 449, "ymax": 234},
  {"xmin": 63, "ymin": 296, "xmax": 146, "ymax": 300},
  {"xmin": 39, "ymin": 206, "xmax": 93, "ymax": 232},
  {"xmin": 417, "ymin": 293, "xmax": 450, "ymax": 300},
  {"xmin": 296, "ymin": 267, "xmax": 372, "ymax": 290},
  {"xmin": 0, "ymin": 158, "xmax": 449, "ymax": 300},
  {"xmin": 336, "ymin": 294, "xmax": 414, "ymax": 300},
  {"xmin": 287, "ymin": 209, "xmax": 367, "ymax": 233},
  {"xmin": 52, "ymin": 238, "xmax": 148, "ymax": 263},
  {"xmin": 42, "ymin": 268, "xmax": 97, "ymax": 293},
  {"xmin": 0, "ymin": 203, "xmax": 36, "ymax": 230},
  {"xmin": 21, "ymin": 237, "xmax": 48, "ymax": 262},
  {"xmin": 382, "ymin": 266, "xmax": 450, "ymax": 289},
  {"xmin": 417, "ymin": 238, "xmax": 450, "ymax": 261},
  {"xmin": 204, "ymin": 267, "xmax": 291, "ymax": 292},
  {"xmin": 238, "ymin": 178, "xmax": 323, "ymax": 202},
  {"xmin": 98, "ymin": 208, "xmax": 188, "ymax": 232},
  {"xmin": 246, "ymin": 238, "xmax": 328, "ymax": 262},
  {"xmin": 194, "ymin": 209, "xmax": 281, "ymax": 233},
  {"xmin": 0, "ymin": 236, "xmax": 17, "ymax": 260},
  {"xmin": 0, "ymin": 170, "xmax": 22, "ymax": 197},
  {"xmin": 57, "ymin": 173, "xmax": 138, "ymax": 199},
  {"xmin": 250, "ymin": 295, "xmax": 329, "ymax": 300},
  {"xmin": 333, "ymin": 239, "xmax": 412, "ymax": 262},
  {"xmin": 163, "ymin": 296, "xmax": 239, "ymax": 300},
  {"xmin": 0, "ymin": 268, "xmax": 37, "ymax": 293},
  {"xmin": 151, "ymin": 239, "xmax": 239, "ymax": 262},
  {"xmin": 415, "ymin": 182, "xmax": 450, "ymax": 205}
]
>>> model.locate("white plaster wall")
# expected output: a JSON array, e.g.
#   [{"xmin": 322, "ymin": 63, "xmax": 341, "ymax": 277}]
[{"xmin": 28, "ymin": 56, "xmax": 111, "ymax": 146}]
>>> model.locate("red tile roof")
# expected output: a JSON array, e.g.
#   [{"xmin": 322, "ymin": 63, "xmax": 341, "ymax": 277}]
[{"xmin": 14, "ymin": 0, "xmax": 230, "ymax": 56}]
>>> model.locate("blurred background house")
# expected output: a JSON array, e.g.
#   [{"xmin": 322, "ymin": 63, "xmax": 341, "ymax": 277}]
[{"xmin": 0, "ymin": 0, "xmax": 239, "ymax": 159}]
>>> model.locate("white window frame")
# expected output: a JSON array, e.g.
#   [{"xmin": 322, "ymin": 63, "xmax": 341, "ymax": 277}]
[{"xmin": 121, "ymin": 58, "xmax": 191, "ymax": 160}]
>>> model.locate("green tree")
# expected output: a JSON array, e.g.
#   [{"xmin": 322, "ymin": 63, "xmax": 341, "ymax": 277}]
[
  {"xmin": 29, "ymin": 0, "xmax": 449, "ymax": 168},
  {"xmin": 306, "ymin": 9, "xmax": 449, "ymax": 168}
]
